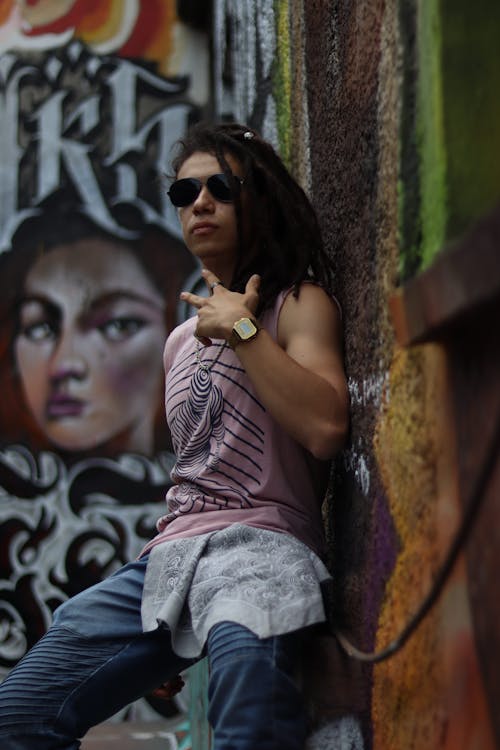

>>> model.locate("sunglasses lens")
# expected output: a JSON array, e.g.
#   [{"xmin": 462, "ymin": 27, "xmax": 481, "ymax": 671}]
[
  {"xmin": 168, "ymin": 174, "xmax": 240, "ymax": 207},
  {"xmin": 206, "ymin": 174, "xmax": 234, "ymax": 202},
  {"xmin": 168, "ymin": 178, "xmax": 201, "ymax": 207}
]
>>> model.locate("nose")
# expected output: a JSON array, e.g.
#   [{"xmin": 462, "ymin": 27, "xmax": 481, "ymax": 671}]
[
  {"xmin": 192, "ymin": 182, "xmax": 215, "ymax": 213},
  {"xmin": 49, "ymin": 332, "xmax": 88, "ymax": 384}
]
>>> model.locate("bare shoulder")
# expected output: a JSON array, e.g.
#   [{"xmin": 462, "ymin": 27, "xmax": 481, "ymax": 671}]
[
  {"xmin": 278, "ymin": 283, "xmax": 343, "ymax": 348},
  {"xmin": 276, "ymin": 283, "xmax": 347, "ymax": 398}
]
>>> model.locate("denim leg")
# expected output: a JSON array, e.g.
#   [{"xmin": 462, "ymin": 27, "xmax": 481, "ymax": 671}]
[
  {"xmin": 207, "ymin": 622, "xmax": 307, "ymax": 750},
  {"xmin": 0, "ymin": 558, "xmax": 193, "ymax": 750}
]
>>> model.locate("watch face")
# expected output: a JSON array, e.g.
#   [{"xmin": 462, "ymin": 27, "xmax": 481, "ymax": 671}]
[{"xmin": 235, "ymin": 317, "xmax": 257, "ymax": 340}]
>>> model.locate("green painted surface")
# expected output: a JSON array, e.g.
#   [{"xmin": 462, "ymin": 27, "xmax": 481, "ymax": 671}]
[
  {"xmin": 397, "ymin": 0, "xmax": 424, "ymax": 281},
  {"xmin": 415, "ymin": 0, "xmax": 447, "ymax": 269},
  {"xmin": 273, "ymin": 0, "xmax": 292, "ymax": 166},
  {"xmin": 188, "ymin": 659, "xmax": 211, "ymax": 750},
  {"xmin": 399, "ymin": 0, "xmax": 500, "ymax": 278},
  {"xmin": 440, "ymin": 0, "xmax": 500, "ymax": 240}
]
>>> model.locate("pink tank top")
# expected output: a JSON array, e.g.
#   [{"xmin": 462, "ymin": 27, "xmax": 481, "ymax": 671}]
[{"xmin": 142, "ymin": 288, "xmax": 328, "ymax": 557}]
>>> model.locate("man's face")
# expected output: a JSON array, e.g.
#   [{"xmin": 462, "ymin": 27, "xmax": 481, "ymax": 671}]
[{"xmin": 176, "ymin": 151, "xmax": 247, "ymax": 282}]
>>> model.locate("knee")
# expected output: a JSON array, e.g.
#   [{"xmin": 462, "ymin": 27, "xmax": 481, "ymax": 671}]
[{"xmin": 0, "ymin": 666, "xmax": 36, "ymax": 736}]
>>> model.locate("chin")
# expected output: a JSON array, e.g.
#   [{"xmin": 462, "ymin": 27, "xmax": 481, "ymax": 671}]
[
  {"xmin": 46, "ymin": 427, "xmax": 113, "ymax": 454},
  {"xmin": 44, "ymin": 420, "xmax": 154, "ymax": 456}
]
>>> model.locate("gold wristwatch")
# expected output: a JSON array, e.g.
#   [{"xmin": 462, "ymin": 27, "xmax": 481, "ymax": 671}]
[{"xmin": 228, "ymin": 317, "xmax": 260, "ymax": 349}]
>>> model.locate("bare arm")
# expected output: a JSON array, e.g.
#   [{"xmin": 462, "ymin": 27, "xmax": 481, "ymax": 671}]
[{"xmin": 180, "ymin": 270, "xmax": 349, "ymax": 460}]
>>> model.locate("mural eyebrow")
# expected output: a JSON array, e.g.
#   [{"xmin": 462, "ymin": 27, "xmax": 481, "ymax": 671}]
[
  {"xmin": 85, "ymin": 290, "xmax": 165, "ymax": 313},
  {"xmin": 16, "ymin": 294, "xmax": 60, "ymax": 319}
]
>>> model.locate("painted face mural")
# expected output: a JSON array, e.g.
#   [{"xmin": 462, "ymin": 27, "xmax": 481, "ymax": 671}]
[
  {"xmin": 15, "ymin": 238, "xmax": 167, "ymax": 454},
  {"xmin": 0, "ymin": 2, "xmax": 208, "ymax": 736}
]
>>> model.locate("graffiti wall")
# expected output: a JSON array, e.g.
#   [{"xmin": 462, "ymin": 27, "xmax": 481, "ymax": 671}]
[
  {"xmin": 0, "ymin": 0, "xmax": 208, "ymax": 734},
  {"xmin": 213, "ymin": 0, "xmax": 311, "ymax": 186},
  {"xmin": 3, "ymin": 2, "xmax": 497, "ymax": 748},
  {"xmin": 212, "ymin": 1, "xmax": 500, "ymax": 749},
  {"xmin": 301, "ymin": 0, "xmax": 499, "ymax": 748}
]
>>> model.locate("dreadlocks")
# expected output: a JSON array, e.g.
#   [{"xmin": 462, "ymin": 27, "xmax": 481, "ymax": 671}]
[{"xmin": 170, "ymin": 121, "xmax": 334, "ymax": 315}]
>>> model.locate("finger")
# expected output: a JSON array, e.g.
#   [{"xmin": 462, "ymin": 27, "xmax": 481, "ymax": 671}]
[
  {"xmin": 244, "ymin": 274, "xmax": 260, "ymax": 313},
  {"xmin": 155, "ymin": 675, "xmax": 184, "ymax": 691},
  {"xmin": 245, "ymin": 274, "xmax": 261, "ymax": 294},
  {"xmin": 210, "ymin": 280, "xmax": 225, "ymax": 293},
  {"xmin": 201, "ymin": 269, "xmax": 225, "ymax": 294},
  {"xmin": 152, "ymin": 676, "xmax": 185, "ymax": 700},
  {"xmin": 180, "ymin": 291, "xmax": 207, "ymax": 308},
  {"xmin": 195, "ymin": 333, "xmax": 212, "ymax": 347}
]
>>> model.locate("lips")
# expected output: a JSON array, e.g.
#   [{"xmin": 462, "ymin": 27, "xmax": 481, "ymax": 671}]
[
  {"xmin": 191, "ymin": 222, "xmax": 217, "ymax": 236},
  {"xmin": 46, "ymin": 394, "xmax": 86, "ymax": 418}
]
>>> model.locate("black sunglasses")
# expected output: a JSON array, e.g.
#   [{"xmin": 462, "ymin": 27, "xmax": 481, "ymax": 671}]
[{"xmin": 167, "ymin": 173, "xmax": 244, "ymax": 208}]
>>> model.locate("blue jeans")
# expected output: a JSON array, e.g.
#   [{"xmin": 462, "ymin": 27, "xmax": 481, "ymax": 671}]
[{"xmin": 0, "ymin": 557, "xmax": 307, "ymax": 749}]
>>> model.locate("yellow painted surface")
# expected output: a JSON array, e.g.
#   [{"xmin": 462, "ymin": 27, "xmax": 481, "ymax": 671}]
[
  {"xmin": 372, "ymin": 345, "xmax": 495, "ymax": 748},
  {"xmin": 372, "ymin": 345, "xmax": 444, "ymax": 748}
]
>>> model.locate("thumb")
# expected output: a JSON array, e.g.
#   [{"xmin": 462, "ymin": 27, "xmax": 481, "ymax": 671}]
[
  {"xmin": 245, "ymin": 274, "xmax": 260, "ymax": 314},
  {"xmin": 245, "ymin": 274, "xmax": 261, "ymax": 294}
]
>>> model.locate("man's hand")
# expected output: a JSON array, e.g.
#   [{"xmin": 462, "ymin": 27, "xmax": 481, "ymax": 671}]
[
  {"xmin": 151, "ymin": 674, "xmax": 185, "ymax": 701},
  {"xmin": 180, "ymin": 269, "xmax": 260, "ymax": 346}
]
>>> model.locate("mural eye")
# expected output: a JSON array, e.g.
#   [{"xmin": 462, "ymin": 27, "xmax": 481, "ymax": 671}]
[
  {"xmin": 99, "ymin": 317, "xmax": 146, "ymax": 341},
  {"xmin": 21, "ymin": 321, "xmax": 57, "ymax": 342}
]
